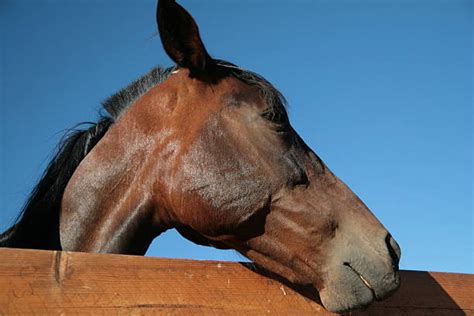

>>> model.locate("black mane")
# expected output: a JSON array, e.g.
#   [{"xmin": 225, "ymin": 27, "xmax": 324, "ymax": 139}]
[
  {"xmin": 103, "ymin": 66, "xmax": 175, "ymax": 120},
  {"xmin": 103, "ymin": 61, "xmax": 287, "ymax": 122},
  {"xmin": 0, "ymin": 66, "xmax": 176, "ymax": 249},
  {"xmin": 0, "ymin": 61, "xmax": 286, "ymax": 249},
  {"xmin": 0, "ymin": 119, "xmax": 113, "ymax": 249}
]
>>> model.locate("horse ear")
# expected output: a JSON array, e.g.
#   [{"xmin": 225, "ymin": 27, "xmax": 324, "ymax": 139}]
[{"xmin": 157, "ymin": 0, "xmax": 214, "ymax": 76}]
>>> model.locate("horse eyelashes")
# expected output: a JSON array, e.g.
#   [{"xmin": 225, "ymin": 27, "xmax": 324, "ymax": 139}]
[
  {"xmin": 261, "ymin": 113, "xmax": 291, "ymax": 140},
  {"xmin": 260, "ymin": 107, "xmax": 288, "ymax": 125},
  {"xmin": 292, "ymin": 163, "xmax": 310, "ymax": 188}
]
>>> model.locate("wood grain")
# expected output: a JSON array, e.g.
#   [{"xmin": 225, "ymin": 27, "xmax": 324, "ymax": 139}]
[{"xmin": 0, "ymin": 248, "xmax": 472, "ymax": 315}]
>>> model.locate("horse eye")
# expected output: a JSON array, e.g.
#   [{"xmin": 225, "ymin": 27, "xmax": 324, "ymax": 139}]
[
  {"xmin": 292, "ymin": 167, "xmax": 310, "ymax": 188},
  {"xmin": 261, "ymin": 108, "xmax": 288, "ymax": 124},
  {"xmin": 296, "ymin": 173, "xmax": 309, "ymax": 187},
  {"xmin": 261, "ymin": 110, "xmax": 276, "ymax": 121}
]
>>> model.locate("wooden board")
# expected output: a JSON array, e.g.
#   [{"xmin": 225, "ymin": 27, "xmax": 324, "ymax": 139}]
[{"xmin": 0, "ymin": 248, "xmax": 472, "ymax": 315}]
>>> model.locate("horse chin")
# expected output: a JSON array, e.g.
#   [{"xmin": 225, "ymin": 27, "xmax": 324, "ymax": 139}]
[
  {"xmin": 318, "ymin": 261, "xmax": 401, "ymax": 313},
  {"xmin": 318, "ymin": 265, "xmax": 375, "ymax": 312}
]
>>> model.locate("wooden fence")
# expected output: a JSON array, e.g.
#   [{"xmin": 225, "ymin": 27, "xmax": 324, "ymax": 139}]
[{"xmin": 0, "ymin": 248, "xmax": 472, "ymax": 315}]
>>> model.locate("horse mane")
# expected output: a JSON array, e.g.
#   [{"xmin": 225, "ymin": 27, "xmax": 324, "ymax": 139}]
[
  {"xmin": 0, "ymin": 66, "xmax": 175, "ymax": 249},
  {"xmin": 103, "ymin": 62, "xmax": 287, "ymax": 121},
  {"xmin": 103, "ymin": 66, "xmax": 175, "ymax": 120},
  {"xmin": 0, "ymin": 62, "xmax": 286, "ymax": 250},
  {"xmin": 0, "ymin": 119, "xmax": 113, "ymax": 249}
]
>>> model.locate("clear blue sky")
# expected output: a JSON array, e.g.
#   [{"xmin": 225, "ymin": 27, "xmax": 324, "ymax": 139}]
[{"xmin": 1, "ymin": 0, "xmax": 472, "ymax": 274}]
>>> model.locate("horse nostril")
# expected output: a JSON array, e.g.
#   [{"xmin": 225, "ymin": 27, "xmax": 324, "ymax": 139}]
[{"xmin": 385, "ymin": 234, "xmax": 401, "ymax": 271}]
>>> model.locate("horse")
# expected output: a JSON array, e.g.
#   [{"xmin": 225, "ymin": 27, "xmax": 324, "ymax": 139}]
[{"xmin": 0, "ymin": 0, "xmax": 401, "ymax": 313}]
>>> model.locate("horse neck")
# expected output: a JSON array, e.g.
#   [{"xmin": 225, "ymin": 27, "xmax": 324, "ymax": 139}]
[{"xmin": 59, "ymin": 108, "xmax": 178, "ymax": 255}]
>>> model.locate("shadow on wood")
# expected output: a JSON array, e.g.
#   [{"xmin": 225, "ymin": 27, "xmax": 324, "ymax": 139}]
[
  {"xmin": 242, "ymin": 261, "xmax": 472, "ymax": 315},
  {"xmin": 349, "ymin": 271, "xmax": 471, "ymax": 315},
  {"xmin": 0, "ymin": 248, "xmax": 472, "ymax": 315}
]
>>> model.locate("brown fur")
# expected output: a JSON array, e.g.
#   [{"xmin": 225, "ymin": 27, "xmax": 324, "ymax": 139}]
[{"xmin": 59, "ymin": 1, "xmax": 402, "ymax": 313}]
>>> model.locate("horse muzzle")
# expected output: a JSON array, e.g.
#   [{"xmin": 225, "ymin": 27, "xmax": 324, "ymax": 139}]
[{"xmin": 318, "ymin": 233, "xmax": 401, "ymax": 313}]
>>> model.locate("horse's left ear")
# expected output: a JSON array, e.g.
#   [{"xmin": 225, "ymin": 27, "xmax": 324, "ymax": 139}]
[{"xmin": 157, "ymin": 0, "xmax": 214, "ymax": 76}]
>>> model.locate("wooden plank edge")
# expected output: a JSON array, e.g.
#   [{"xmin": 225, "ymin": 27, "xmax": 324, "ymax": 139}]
[{"xmin": 0, "ymin": 248, "xmax": 472, "ymax": 315}]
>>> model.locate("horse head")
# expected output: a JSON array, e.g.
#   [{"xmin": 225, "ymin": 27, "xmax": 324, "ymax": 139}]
[{"xmin": 58, "ymin": 0, "xmax": 401, "ymax": 312}]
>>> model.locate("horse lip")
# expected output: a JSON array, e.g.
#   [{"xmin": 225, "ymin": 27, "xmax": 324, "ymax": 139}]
[{"xmin": 343, "ymin": 262, "xmax": 377, "ymax": 299}]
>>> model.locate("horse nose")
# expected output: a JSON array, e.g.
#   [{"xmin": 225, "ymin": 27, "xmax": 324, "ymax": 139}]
[{"xmin": 385, "ymin": 234, "xmax": 401, "ymax": 271}]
